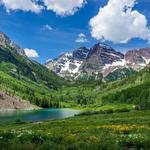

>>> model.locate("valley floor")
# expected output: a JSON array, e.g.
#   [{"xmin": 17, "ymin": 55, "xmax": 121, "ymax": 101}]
[{"xmin": 0, "ymin": 110, "xmax": 150, "ymax": 150}]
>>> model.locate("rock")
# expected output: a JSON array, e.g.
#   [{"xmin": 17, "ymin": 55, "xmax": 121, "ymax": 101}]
[
  {"xmin": 0, "ymin": 91, "xmax": 39, "ymax": 111},
  {"xmin": 46, "ymin": 43, "xmax": 150, "ymax": 81},
  {"xmin": 0, "ymin": 32, "xmax": 25, "ymax": 56}
]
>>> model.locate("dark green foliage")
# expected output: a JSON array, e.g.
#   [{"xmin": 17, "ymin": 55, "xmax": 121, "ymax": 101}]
[
  {"xmin": 0, "ymin": 71, "xmax": 62, "ymax": 108},
  {"xmin": 1, "ymin": 43, "xmax": 150, "ymax": 110},
  {"xmin": 102, "ymin": 83, "xmax": 150, "ymax": 105},
  {"xmin": 0, "ymin": 46, "xmax": 66, "ymax": 89},
  {"xmin": 77, "ymin": 108, "xmax": 130, "ymax": 116},
  {"xmin": 104, "ymin": 68, "xmax": 136, "ymax": 82},
  {"xmin": 0, "ymin": 45, "xmax": 69, "ymax": 108},
  {"xmin": 77, "ymin": 72, "xmax": 103, "ymax": 81},
  {"xmin": 101, "ymin": 68, "xmax": 150, "ymax": 110}
]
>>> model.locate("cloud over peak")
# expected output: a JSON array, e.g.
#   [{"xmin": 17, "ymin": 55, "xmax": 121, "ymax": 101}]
[{"xmin": 89, "ymin": 0, "xmax": 150, "ymax": 43}]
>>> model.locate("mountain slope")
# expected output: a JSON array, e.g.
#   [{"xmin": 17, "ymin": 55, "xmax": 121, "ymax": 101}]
[
  {"xmin": 46, "ymin": 43, "xmax": 150, "ymax": 81},
  {"xmin": 97, "ymin": 65, "xmax": 150, "ymax": 110},
  {"xmin": 0, "ymin": 32, "xmax": 66, "ymax": 89},
  {"xmin": 1, "ymin": 32, "xmax": 150, "ymax": 110},
  {"xmin": 0, "ymin": 91, "xmax": 38, "ymax": 110},
  {"xmin": 0, "ymin": 32, "xmax": 67, "ymax": 108},
  {"xmin": 46, "ymin": 47, "xmax": 90, "ymax": 80},
  {"xmin": 104, "ymin": 68, "xmax": 136, "ymax": 82}
]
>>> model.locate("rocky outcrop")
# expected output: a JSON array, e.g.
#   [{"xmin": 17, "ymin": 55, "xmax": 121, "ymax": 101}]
[
  {"xmin": 46, "ymin": 43, "xmax": 150, "ymax": 81},
  {"xmin": 81, "ymin": 43, "xmax": 124, "ymax": 77},
  {"xmin": 0, "ymin": 32, "xmax": 25, "ymax": 56},
  {"xmin": 46, "ymin": 43, "xmax": 126, "ymax": 80},
  {"xmin": 46, "ymin": 48, "xmax": 88, "ymax": 79},
  {"xmin": 125, "ymin": 48, "xmax": 150, "ymax": 70},
  {"xmin": 0, "ymin": 91, "xmax": 38, "ymax": 111}
]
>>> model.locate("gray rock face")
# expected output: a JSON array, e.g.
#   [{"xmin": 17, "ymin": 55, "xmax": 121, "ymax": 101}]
[
  {"xmin": 46, "ymin": 43, "xmax": 125, "ymax": 80},
  {"xmin": 0, "ymin": 32, "xmax": 25, "ymax": 56},
  {"xmin": 0, "ymin": 91, "xmax": 38, "ymax": 111},
  {"xmin": 46, "ymin": 47, "xmax": 90, "ymax": 78},
  {"xmin": 46, "ymin": 43, "xmax": 150, "ymax": 80},
  {"xmin": 46, "ymin": 52, "xmax": 83, "ymax": 79},
  {"xmin": 87, "ymin": 43, "xmax": 124, "ymax": 64},
  {"xmin": 81, "ymin": 43, "xmax": 124, "ymax": 76},
  {"xmin": 73, "ymin": 47, "xmax": 90, "ymax": 60},
  {"xmin": 125, "ymin": 48, "xmax": 150, "ymax": 70}
]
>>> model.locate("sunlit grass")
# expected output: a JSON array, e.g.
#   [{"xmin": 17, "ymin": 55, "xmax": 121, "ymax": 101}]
[{"xmin": 0, "ymin": 110, "xmax": 150, "ymax": 149}]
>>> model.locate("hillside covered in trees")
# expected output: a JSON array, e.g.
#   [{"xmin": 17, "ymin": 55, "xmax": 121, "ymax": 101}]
[
  {"xmin": 0, "ymin": 34, "xmax": 68, "ymax": 108},
  {"xmin": 0, "ymin": 32, "xmax": 150, "ymax": 110}
]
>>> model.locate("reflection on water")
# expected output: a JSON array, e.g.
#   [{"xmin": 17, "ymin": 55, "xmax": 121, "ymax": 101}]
[{"xmin": 0, "ymin": 109, "xmax": 81, "ymax": 123}]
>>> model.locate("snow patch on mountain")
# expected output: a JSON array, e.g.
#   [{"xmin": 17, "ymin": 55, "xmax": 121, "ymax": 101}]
[
  {"xmin": 103, "ymin": 59, "xmax": 126, "ymax": 70},
  {"xmin": 46, "ymin": 43, "xmax": 150, "ymax": 80},
  {"xmin": 142, "ymin": 57, "xmax": 150, "ymax": 65}
]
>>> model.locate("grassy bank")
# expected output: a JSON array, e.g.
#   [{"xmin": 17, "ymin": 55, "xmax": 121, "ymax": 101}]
[{"xmin": 0, "ymin": 110, "xmax": 150, "ymax": 150}]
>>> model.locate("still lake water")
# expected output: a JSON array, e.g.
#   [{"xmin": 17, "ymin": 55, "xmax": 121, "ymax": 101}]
[{"xmin": 0, "ymin": 109, "xmax": 81, "ymax": 123}]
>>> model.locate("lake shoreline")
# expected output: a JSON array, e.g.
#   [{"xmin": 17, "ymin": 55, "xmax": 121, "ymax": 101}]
[
  {"xmin": 0, "ymin": 107, "xmax": 40, "ymax": 112},
  {"xmin": 0, "ymin": 108, "xmax": 81, "ymax": 123}
]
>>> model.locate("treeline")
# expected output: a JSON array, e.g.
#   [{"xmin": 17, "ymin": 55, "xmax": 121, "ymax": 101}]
[
  {"xmin": 0, "ymin": 71, "xmax": 98, "ymax": 108},
  {"xmin": 0, "ymin": 46, "xmax": 67, "ymax": 90},
  {"xmin": 1, "ymin": 50, "xmax": 150, "ymax": 110},
  {"xmin": 102, "ymin": 82, "xmax": 150, "ymax": 110},
  {"xmin": 0, "ymin": 71, "xmax": 62, "ymax": 108}
]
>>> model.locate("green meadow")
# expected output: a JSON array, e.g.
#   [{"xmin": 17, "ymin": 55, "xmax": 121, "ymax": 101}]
[{"xmin": 1, "ymin": 110, "xmax": 150, "ymax": 150}]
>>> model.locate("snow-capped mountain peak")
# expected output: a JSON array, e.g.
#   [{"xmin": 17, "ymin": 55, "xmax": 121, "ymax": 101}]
[{"xmin": 46, "ymin": 43, "xmax": 150, "ymax": 80}]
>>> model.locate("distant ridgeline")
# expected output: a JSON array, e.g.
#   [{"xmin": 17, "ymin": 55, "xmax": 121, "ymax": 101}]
[
  {"xmin": 1, "ymin": 32, "xmax": 150, "ymax": 110},
  {"xmin": 46, "ymin": 43, "xmax": 150, "ymax": 81}
]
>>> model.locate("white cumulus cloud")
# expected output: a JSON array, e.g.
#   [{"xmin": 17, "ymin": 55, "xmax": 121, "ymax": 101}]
[
  {"xmin": 43, "ymin": 0, "xmax": 86, "ymax": 16},
  {"xmin": 0, "ymin": 0, "xmax": 86, "ymax": 16},
  {"xmin": 89, "ymin": 0, "xmax": 150, "ymax": 43},
  {"xmin": 24, "ymin": 48, "xmax": 39, "ymax": 58},
  {"xmin": 0, "ymin": 0, "xmax": 42, "ymax": 13},
  {"xmin": 75, "ymin": 33, "xmax": 88, "ymax": 43}
]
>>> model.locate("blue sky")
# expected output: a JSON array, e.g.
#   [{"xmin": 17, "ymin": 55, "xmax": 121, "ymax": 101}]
[{"xmin": 0, "ymin": 0, "xmax": 150, "ymax": 64}]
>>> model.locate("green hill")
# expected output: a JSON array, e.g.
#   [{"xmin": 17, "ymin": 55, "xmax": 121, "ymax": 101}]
[
  {"xmin": 51, "ymin": 65, "xmax": 150, "ymax": 110},
  {"xmin": 1, "ymin": 32, "xmax": 150, "ymax": 110},
  {"xmin": 97, "ymin": 66, "xmax": 150, "ymax": 110},
  {"xmin": 0, "ymin": 45, "xmax": 66, "ymax": 89},
  {"xmin": 0, "ymin": 34, "xmax": 67, "ymax": 108}
]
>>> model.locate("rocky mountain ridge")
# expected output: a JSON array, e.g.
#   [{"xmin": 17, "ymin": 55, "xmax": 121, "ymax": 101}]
[
  {"xmin": 0, "ymin": 32, "xmax": 25, "ymax": 56},
  {"xmin": 0, "ymin": 32, "xmax": 66, "ymax": 89},
  {"xmin": 46, "ymin": 43, "xmax": 150, "ymax": 80}
]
